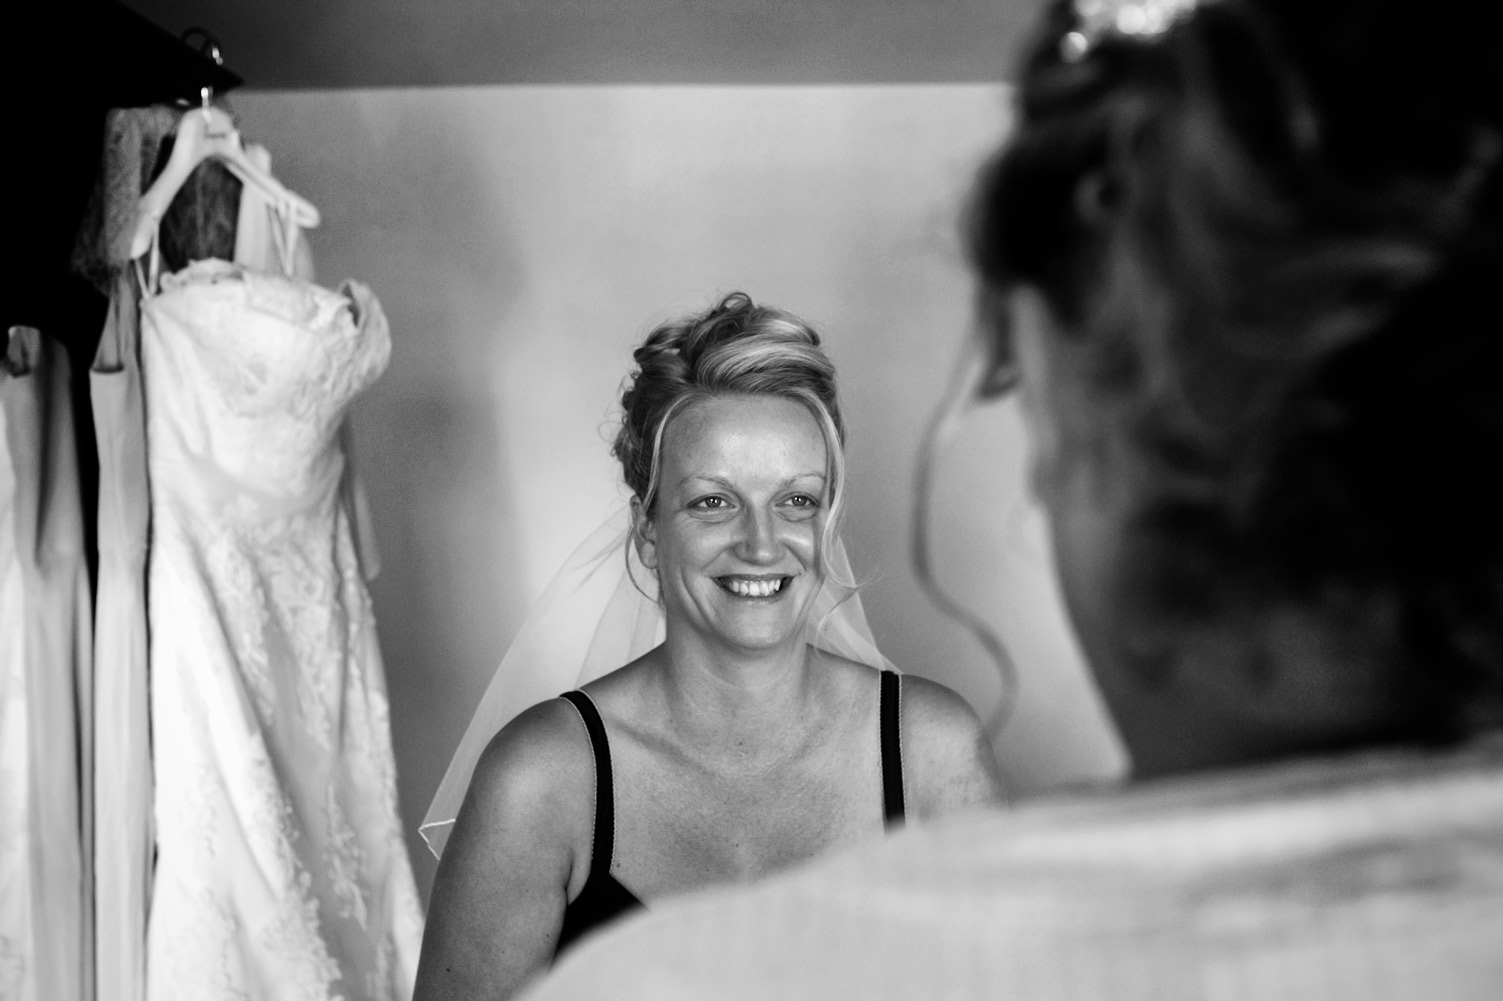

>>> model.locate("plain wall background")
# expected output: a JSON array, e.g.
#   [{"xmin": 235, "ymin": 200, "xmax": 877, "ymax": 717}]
[{"xmin": 232, "ymin": 84, "xmax": 1127, "ymax": 897}]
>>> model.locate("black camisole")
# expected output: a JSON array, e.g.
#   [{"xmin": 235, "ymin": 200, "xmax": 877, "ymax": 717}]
[{"xmin": 554, "ymin": 669, "xmax": 906, "ymax": 956}]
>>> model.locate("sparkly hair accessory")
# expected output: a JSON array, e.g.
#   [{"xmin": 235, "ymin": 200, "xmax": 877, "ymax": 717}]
[{"xmin": 1060, "ymin": 0, "xmax": 1211, "ymax": 61}]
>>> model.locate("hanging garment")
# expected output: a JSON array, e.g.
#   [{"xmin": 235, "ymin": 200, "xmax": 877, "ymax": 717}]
[
  {"xmin": 136, "ymin": 255, "xmax": 422, "ymax": 1001},
  {"xmin": 1, "ymin": 326, "xmax": 91, "ymax": 1001},
  {"xmin": 71, "ymin": 106, "xmax": 241, "ymax": 295},
  {"xmin": 90, "ymin": 271, "xmax": 152, "ymax": 1001},
  {"xmin": 76, "ymin": 107, "xmax": 268, "ymax": 1001}
]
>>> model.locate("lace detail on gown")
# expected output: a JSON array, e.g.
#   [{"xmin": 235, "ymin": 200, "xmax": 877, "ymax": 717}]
[{"xmin": 141, "ymin": 261, "xmax": 422, "ymax": 1001}]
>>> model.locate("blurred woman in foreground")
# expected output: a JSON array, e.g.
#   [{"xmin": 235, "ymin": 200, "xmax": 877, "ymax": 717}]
[{"xmin": 524, "ymin": 0, "xmax": 1503, "ymax": 996}]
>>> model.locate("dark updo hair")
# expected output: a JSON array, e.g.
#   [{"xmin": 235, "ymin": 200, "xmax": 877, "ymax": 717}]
[
  {"xmin": 613, "ymin": 292, "xmax": 849, "ymax": 568},
  {"xmin": 971, "ymin": 0, "xmax": 1503, "ymax": 740}
]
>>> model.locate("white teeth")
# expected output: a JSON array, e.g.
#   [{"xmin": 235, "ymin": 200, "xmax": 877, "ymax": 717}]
[{"xmin": 725, "ymin": 577, "xmax": 785, "ymax": 597}]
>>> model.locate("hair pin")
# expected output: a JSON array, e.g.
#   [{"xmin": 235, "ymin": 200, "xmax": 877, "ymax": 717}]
[{"xmin": 1060, "ymin": 0, "xmax": 1212, "ymax": 62}]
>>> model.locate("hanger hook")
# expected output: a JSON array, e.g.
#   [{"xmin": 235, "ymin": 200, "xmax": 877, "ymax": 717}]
[{"xmin": 180, "ymin": 27, "xmax": 224, "ymax": 113}]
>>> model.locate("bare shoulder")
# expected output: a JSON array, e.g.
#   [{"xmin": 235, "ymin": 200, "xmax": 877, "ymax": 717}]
[
  {"xmin": 895, "ymin": 673, "xmax": 1007, "ymax": 818},
  {"xmin": 899, "ymin": 674, "xmax": 986, "ymax": 742},
  {"xmin": 808, "ymin": 647, "xmax": 892, "ymax": 698},
  {"xmin": 415, "ymin": 697, "xmax": 596, "ymax": 1000},
  {"xmin": 577, "ymin": 653, "xmax": 654, "ymax": 711},
  {"xmin": 461, "ymin": 696, "xmax": 594, "ymax": 830}
]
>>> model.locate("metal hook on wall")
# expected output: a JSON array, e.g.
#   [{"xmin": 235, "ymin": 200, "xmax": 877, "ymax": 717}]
[{"xmin": 179, "ymin": 27, "xmax": 224, "ymax": 112}]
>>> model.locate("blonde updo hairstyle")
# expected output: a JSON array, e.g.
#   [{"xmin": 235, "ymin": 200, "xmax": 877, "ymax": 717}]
[{"xmin": 613, "ymin": 292, "xmax": 851, "ymax": 588}]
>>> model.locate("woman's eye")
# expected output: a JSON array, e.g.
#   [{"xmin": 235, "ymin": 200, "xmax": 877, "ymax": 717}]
[
  {"xmin": 689, "ymin": 496, "xmax": 729, "ymax": 511},
  {"xmin": 782, "ymin": 494, "xmax": 821, "ymax": 512}
]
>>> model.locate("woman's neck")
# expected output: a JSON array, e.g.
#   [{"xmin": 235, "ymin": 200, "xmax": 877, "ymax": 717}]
[
  {"xmin": 647, "ymin": 633, "xmax": 826, "ymax": 767},
  {"xmin": 1106, "ymin": 605, "xmax": 1408, "ymax": 780}
]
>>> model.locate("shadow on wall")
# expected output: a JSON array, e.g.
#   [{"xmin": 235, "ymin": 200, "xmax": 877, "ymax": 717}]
[{"xmin": 235, "ymin": 89, "xmax": 533, "ymax": 895}]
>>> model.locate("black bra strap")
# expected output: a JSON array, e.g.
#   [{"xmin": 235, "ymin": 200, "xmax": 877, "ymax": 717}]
[
  {"xmin": 880, "ymin": 670, "xmax": 906, "ymax": 826},
  {"xmin": 560, "ymin": 691, "xmax": 615, "ymax": 875}
]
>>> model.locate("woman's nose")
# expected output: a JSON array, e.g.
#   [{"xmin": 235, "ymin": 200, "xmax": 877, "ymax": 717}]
[{"xmin": 735, "ymin": 509, "xmax": 780, "ymax": 564}]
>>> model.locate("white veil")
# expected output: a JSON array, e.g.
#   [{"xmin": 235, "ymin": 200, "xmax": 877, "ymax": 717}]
[{"xmin": 419, "ymin": 506, "xmax": 895, "ymax": 859}]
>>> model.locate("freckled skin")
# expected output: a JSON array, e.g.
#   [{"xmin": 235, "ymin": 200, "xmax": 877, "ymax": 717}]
[{"xmin": 638, "ymin": 394, "xmax": 829, "ymax": 658}]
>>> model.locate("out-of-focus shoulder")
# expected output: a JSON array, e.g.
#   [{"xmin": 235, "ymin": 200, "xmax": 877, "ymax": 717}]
[
  {"xmin": 899, "ymin": 674, "xmax": 988, "ymax": 739},
  {"xmin": 894, "ymin": 672, "xmax": 1007, "ymax": 814}
]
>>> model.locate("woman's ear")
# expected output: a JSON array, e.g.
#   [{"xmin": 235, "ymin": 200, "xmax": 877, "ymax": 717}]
[{"xmin": 630, "ymin": 496, "xmax": 658, "ymax": 570}]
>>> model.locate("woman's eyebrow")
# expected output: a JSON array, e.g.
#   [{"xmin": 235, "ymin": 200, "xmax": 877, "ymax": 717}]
[
  {"xmin": 676, "ymin": 473, "xmax": 827, "ymax": 489},
  {"xmin": 677, "ymin": 474, "xmax": 736, "ymax": 490}
]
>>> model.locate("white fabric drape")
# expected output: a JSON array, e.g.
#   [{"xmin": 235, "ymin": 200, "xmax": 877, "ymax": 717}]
[{"xmin": 1, "ymin": 325, "xmax": 92, "ymax": 1001}]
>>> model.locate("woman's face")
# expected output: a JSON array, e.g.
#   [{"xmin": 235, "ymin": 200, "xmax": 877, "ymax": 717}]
[{"xmin": 639, "ymin": 393, "xmax": 829, "ymax": 656}]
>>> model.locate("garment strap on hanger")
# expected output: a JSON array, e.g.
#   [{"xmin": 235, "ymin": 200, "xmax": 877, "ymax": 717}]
[
  {"xmin": 129, "ymin": 42, "xmax": 319, "ymax": 263},
  {"xmin": 132, "ymin": 230, "xmax": 162, "ymax": 300},
  {"xmin": 271, "ymin": 202, "xmax": 299, "ymax": 278}
]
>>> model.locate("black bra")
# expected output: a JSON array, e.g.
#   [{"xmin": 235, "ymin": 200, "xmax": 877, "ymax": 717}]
[{"xmin": 554, "ymin": 669, "xmax": 906, "ymax": 956}]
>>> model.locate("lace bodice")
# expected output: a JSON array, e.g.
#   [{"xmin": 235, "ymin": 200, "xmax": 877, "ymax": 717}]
[{"xmin": 146, "ymin": 260, "xmax": 389, "ymax": 507}]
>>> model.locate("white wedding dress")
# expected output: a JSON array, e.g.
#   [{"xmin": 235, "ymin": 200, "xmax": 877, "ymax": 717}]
[{"xmin": 138, "ymin": 256, "xmax": 423, "ymax": 1000}]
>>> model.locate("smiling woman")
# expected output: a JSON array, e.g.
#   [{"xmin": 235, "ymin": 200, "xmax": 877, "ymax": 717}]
[
  {"xmin": 412, "ymin": 292, "xmax": 1004, "ymax": 1001},
  {"xmin": 642, "ymin": 395, "xmax": 829, "ymax": 654}
]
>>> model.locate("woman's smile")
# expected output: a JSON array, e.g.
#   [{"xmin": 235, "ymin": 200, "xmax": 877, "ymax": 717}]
[
  {"xmin": 716, "ymin": 574, "xmax": 794, "ymax": 599},
  {"xmin": 640, "ymin": 393, "xmax": 830, "ymax": 652}
]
